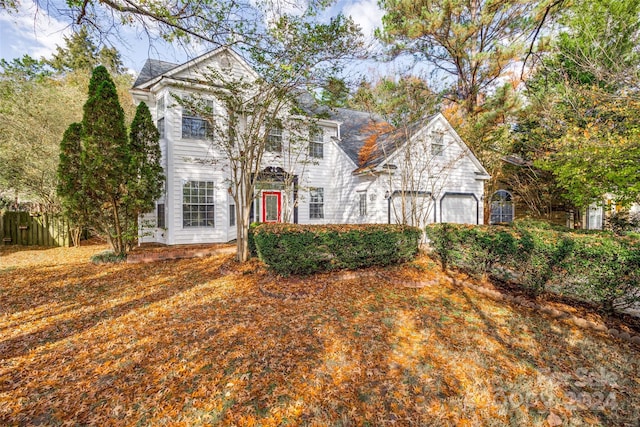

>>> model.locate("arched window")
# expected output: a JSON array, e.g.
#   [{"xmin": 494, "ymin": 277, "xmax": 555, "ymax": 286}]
[{"xmin": 490, "ymin": 190, "xmax": 514, "ymax": 224}]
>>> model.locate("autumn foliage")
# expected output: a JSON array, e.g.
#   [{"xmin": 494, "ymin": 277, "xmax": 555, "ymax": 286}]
[
  {"xmin": 1, "ymin": 244, "xmax": 639, "ymax": 426},
  {"xmin": 357, "ymin": 121, "xmax": 394, "ymax": 165}
]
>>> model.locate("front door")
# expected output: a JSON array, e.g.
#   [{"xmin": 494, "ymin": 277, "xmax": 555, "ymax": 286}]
[{"xmin": 262, "ymin": 191, "xmax": 282, "ymax": 223}]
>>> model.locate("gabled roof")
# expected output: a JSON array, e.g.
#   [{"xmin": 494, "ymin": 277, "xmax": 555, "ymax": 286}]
[
  {"xmin": 133, "ymin": 59, "xmax": 179, "ymax": 87},
  {"xmin": 132, "ymin": 50, "xmax": 489, "ymax": 179},
  {"xmin": 322, "ymin": 107, "xmax": 489, "ymax": 178},
  {"xmin": 327, "ymin": 108, "xmax": 387, "ymax": 165},
  {"xmin": 300, "ymin": 97, "xmax": 487, "ymax": 177},
  {"xmin": 353, "ymin": 117, "xmax": 434, "ymax": 172},
  {"xmin": 293, "ymin": 94, "xmax": 388, "ymax": 166},
  {"xmin": 132, "ymin": 47, "xmax": 260, "ymax": 90}
]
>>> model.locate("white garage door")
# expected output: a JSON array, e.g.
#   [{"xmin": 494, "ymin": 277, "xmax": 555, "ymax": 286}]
[
  {"xmin": 390, "ymin": 194, "xmax": 434, "ymax": 228},
  {"xmin": 441, "ymin": 194, "xmax": 478, "ymax": 224}
]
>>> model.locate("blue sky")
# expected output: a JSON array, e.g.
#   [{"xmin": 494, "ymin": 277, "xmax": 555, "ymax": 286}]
[{"xmin": 0, "ymin": 0, "xmax": 385, "ymax": 76}]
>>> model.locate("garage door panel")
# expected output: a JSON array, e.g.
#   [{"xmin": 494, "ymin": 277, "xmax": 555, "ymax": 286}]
[
  {"xmin": 441, "ymin": 194, "xmax": 477, "ymax": 224},
  {"xmin": 390, "ymin": 195, "xmax": 435, "ymax": 228}
]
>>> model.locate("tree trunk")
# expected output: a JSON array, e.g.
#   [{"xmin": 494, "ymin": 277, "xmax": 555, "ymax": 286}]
[
  {"xmin": 112, "ymin": 200, "xmax": 124, "ymax": 256},
  {"xmin": 70, "ymin": 226, "xmax": 82, "ymax": 247},
  {"xmin": 236, "ymin": 204, "xmax": 252, "ymax": 262}
]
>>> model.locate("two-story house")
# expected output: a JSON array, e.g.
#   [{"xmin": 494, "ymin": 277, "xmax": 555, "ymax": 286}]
[{"xmin": 130, "ymin": 47, "xmax": 490, "ymax": 245}]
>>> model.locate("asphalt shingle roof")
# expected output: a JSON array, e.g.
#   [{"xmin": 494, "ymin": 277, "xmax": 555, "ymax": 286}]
[
  {"xmin": 326, "ymin": 108, "xmax": 386, "ymax": 166},
  {"xmin": 133, "ymin": 59, "xmax": 179, "ymax": 88},
  {"xmin": 133, "ymin": 66, "xmax": 422, "ymax": 171}
]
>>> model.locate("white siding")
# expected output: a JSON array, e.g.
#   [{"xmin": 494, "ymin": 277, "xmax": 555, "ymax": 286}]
[{"xmin": 131, "ymin": 51, "xmax": 488, "ymax": 245}]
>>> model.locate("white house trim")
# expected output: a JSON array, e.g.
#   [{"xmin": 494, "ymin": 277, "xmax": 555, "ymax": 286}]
[{"xmin": 131, "ymin": 48, "xmax": 491, "ymax": 245}]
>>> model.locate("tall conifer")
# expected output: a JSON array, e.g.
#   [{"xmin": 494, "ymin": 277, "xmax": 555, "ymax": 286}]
[
  {"xmin": 127, "ymin": 101, "xmax": 164, "ymax": 236},
  {"xmin": 57, "ymin": 65, "xmax": 161, "ymax": 256}
]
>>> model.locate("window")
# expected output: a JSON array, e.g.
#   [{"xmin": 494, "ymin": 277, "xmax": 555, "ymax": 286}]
[
  {"xmin": 309, "ymin": 187, "xmax": 324, "ymax": 219},
  {"xmin": 309, "ymin": 128, "xmax": 324, "ymax": 159},
  {"xmin": 182, "ymin": 99, "xmax": 213, "ymax": 140},
  {"xmin": 183, "ymin": 181, "xmax": 215, "ymax": 227},
  {"xmin": 490, "ymin": 190, "xmax": 514, "ymax": 224},
  {"xmin": 431, "ymin": 132, "xmax": 445, "ymax": 156},
  {"xmin": 266, "ymin": 125, "xmax": 283, "ymax": 152},
  {"xmin": 157, "ymin": 203, "xmax": 165, "ymax": 228},
  {"xmin": 156, "ymin": 95, "xmax": 166, "ymax": 139},
  {"xmin": 156, "ymin": 95, "xmax": 165, "ymax": 117},
  {"xmin": 358, "ymin": 192, "xmax": 367, "ymax": 217},
  {"xmin": 157, "ymin": 117, "xmax": 165, "ymax": 139},
  {"xmin": 229, "ymin": 204, "xmax": 236, "ymax": 227}
]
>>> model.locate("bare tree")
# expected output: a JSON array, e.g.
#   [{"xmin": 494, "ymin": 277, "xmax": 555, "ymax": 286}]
[
  {"xmin": 381, "ymin": 120, "xmax": 468, "ymax": 229},
  {"xmin": 171, "ymin": 11, "xmax": 362, "ymax": 262}
]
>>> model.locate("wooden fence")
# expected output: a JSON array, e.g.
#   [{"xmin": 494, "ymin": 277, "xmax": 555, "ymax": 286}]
[{"xmin": 0, "ymin": 211, "xmax": 70, "ymax": 247}]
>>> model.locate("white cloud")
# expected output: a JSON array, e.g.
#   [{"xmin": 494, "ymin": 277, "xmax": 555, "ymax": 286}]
[
  {"xmin": 0, "ymin": 0, "xmax": 71, "ymax": 61},
  {"xmin": 343, "ymin": 0, "xmax": 383, "ymax": 38}
]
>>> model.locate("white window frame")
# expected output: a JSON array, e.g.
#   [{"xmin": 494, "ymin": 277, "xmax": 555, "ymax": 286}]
[
  {"xmin": 157, "ymin": 117, "xmax": 165, "ymax": 139},
  {"xmin": 182, "ymin": 99, "xmax": 213, "ymax": 140},
  {"xmin": 309, "ymin": 187, "xmax": 324, "ymax": 219},
  {"xmin": 431, "ymin": 131, "xmax": 445, "ymax": 156},
  {"xmin": 182, "ymin": 181, "xmax": 215, "ymax": 227},
  {"xmin": 266, "ymin": 125, "xmax": 283, "ymax": 152},
  {"xmin": 156, "ymin": 94, "xmax": 165, "ymax": 118},
  {"xmin": 309, "ymin": 128, "xmax": 324, "ymax": 159},
  {"xmin": 358, "ymin": 191, "xmax": 367, "ymax": 217},
  {"xmin": 229, "ymin": 204, "xmax": 236, "ymax": 227}
]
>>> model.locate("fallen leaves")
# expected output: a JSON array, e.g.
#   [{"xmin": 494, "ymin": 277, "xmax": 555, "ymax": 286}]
[{"xmin": 0, "ymin": 247, "xmax": 639, "ymax": 426}]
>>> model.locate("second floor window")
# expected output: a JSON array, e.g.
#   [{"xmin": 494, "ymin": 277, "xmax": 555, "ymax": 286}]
[
  {"xmin": 309, "ymin": 128, "xmax": 324, "ymax": 159},
  {"xmin": 156, "ymin": 94, "xmax": 165, "ymax": 117},
  {"xmin": 431, "ymin": 132, "xmax": 445, "ymax": 156},
  {"xmin": 266, "ymin": 125, "xmax": 283, "ymax": 152},
  {"xmin": 182, "ymin": 99, "xmax": 213, "ymax": 140}
]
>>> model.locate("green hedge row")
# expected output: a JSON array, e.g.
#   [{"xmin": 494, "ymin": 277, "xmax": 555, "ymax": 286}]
[
  {"xmin": 252, "ymin": 223, "xmax": 421, "ymax": 276},
  {"xmin": 425, "ymin": 222, "xmax": 640, "ymax": 312}
]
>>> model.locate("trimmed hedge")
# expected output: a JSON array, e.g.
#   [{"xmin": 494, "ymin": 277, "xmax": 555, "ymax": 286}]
[
  {"xmin": 252, "ymin": 223, "xmax": 421, "ymax": 276},
  {"xmin": 425, "ymin": 222, "xmax": 640, "ymax": 312}
]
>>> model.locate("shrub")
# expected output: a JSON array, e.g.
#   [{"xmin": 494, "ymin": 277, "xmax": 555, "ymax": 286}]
[
  {"xmin": 90, "ymin": 250, "xmax": 126, "ymax": 264},
  {"xmin": 425, "ymin": 223, "xmax": 640, "ymax": 312},
  {"xmin": 559, "ymin": 235, "xmax": 640, "ymax": 312},
  {"xmin": 248, "ymin": 222, "xmax": 259, "ymax": 257},
  {"xmin": 253, "ymin": 223, "xmax": 421, "ymax": 276}
]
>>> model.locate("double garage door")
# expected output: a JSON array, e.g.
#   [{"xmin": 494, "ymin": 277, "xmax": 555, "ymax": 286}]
[{"xmin": 440, "ymin": 193, "xmax": 478, "ymax": 224}]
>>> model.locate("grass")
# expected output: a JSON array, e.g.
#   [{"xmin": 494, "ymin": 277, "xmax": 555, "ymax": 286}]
[{"xmin": 1, "ymin": 244, "xmax": 639, "ymax": 426}]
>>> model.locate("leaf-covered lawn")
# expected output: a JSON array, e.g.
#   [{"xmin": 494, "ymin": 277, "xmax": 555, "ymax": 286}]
[{"xmin": 1, "ymin": 246, "xmax": 639, "ymax": 426}]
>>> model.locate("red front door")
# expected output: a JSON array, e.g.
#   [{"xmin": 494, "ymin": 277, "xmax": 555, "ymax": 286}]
[{"xmin": 262, "ymin": 191, "xmax": 282, "ymax": 223}]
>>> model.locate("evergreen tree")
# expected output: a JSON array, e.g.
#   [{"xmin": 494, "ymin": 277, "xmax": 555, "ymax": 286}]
[
  {"xmin": 48, "ymin": 27, "xmax": 124, "ymax": 75},
  {"xmin": 80, "ymin": 66, "xmax": 130, "ymax": 255},
  {"xmin": 377, "ymin": 0, "xmax": 543, "ymax": 114},
  {"xmin": 87, "ymin": 65, "xmax": 114, "ymax": 97},
  {"xmin": 56, "ymin": 66, "xmax": 164, "ymax": 256},
  {"xmin": 57, "ymin": 123, "xmax": 86, "ymax": 246},
  {"xmin": 515, "ymin": 0, "xmax": 640, "ymax": 211},
  {"xmin": 127, "ymin": 101, "xmax": 165, "ymax": 239}
]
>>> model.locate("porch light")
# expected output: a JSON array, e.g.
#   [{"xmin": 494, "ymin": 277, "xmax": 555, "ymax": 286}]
[{"xmin": 384, "ymin": 191, "xmax": 390, "ymax": 200}]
